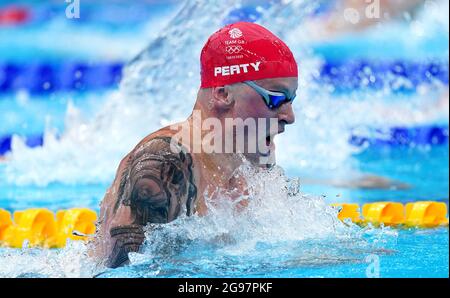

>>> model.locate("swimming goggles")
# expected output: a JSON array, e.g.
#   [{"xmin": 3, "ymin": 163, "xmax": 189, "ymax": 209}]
[{"xmin": 243, "ymin": 81, "xmax": 296, "ymax": 110}]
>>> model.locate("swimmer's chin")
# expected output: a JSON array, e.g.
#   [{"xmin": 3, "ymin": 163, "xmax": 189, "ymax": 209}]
[
  {"xmin": 247, "ymin": 150, "xmax": 276, "ymax": 168},
  {"xmin": 238, "ymin": 151, "xmax": 275, "ymax": 168}
]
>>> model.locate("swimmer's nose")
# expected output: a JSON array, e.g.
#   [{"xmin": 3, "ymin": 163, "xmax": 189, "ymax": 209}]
[{"xmin": 278, "ymin": 103, "xmax": 295, "ymax": 125}]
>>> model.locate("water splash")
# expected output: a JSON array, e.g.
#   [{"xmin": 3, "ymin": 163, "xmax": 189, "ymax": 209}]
[
  {"xmin": 0, "ymin": 163, "xmax": 397, "ymax": 277},
  {"xmin": 0, "ymin": 0, "xmax": 447, "ymax": 278},
  {"xmin": 5, "ymin": 0, "xmax": 243, "ymax": 186},
  {"xmin": 0, "ymin": 241, "xmax": 97, "ymax": 278},
  {"xmin": 4, "ymin": 0, "xmax": 449, "ymax": 187},
  {"xmin": 96, "ymin": 163, "xmax": 396, "ymax": 277}
]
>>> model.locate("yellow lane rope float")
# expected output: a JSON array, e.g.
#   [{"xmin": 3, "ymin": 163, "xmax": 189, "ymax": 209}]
[
  {"xmin": 0, "ymin": 202, "xmax": 448, "ymax": 249},
  {"xmin": 332, "ymin": 201, "xmax": 449, "ymax": 228},
  {"xmin": 0, "ymin": 208, "xmax": 97, "ymax": 248}
]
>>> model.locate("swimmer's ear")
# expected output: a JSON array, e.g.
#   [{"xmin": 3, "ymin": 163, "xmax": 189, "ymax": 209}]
[{"xmin": 211, "ymin": 86, "xmax": 235, "ymax": 111}]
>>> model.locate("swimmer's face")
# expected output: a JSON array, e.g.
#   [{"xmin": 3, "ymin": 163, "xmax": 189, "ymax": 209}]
[{"xmin": 231, "ymin": 77, "xmax": 297, "ymax": 165}]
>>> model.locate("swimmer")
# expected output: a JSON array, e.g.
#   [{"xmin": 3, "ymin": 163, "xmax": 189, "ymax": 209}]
[
  {"xmin": 90, "ymin": 22, "xmax": 299, "ymax": 268},
  {"xmin": 90, "ymin": 21, "xmax": 415, "ymax": 269}
]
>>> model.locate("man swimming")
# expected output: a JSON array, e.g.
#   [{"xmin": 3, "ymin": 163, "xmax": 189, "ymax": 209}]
[{"xmin": 91, "ymin": 22, "xmax": 299, "ymax": 268}]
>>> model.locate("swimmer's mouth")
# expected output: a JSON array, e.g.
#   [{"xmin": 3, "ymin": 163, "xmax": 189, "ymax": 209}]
[
  {"xmin": 265, "ymin": 133, "xmax": 277, "ymax": 147},
  {"xmin": 261, "ymin": 135, "xmax": 276, "ymax": 157},
  {"xmin": 266, "ymin": 127, "xmax": 285, "ymax": 145},
  {"xmin": 263, "ymin": 128, "xmax": 284, "ymax": 154}
]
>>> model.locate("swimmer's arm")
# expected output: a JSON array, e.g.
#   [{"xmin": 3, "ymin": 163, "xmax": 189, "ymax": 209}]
[
  {"xmin": 107, "ymin": 224, "xmax": 145, "ymax": 268},
  {"xmin": 107, "ymin": 138, "xmax": 196, "ymax": 268}
]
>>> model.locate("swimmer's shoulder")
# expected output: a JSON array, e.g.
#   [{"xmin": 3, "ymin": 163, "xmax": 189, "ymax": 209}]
[
  {"xmin": 133, "ymin": 121, "xmax": 186, "ymax": 152},
  {"xmin": 116, "ymin": 123, "xmax": 186, "ymax": 175},
  {"xmin": 115, "ymin": 123, "xmax": 198, "ymax": 221}
]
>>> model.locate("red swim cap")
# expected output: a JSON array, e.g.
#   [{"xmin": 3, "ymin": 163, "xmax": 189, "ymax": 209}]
[{"xmin": 200, "ymin": 22, "xmax": 298, "ymax": 88}]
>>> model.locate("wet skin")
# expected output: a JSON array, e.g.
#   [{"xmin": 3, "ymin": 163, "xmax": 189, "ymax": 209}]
[
  {"xmin": 91, "ymin": 77, "xmax": 298, "ymax": 268},
  {"xmin": 93, "ymin": 135, "xmax": 198, "ymax": 268},
  {"xmin": 90, "ymin": 75, "xmax": 410, "ymax": 268}
]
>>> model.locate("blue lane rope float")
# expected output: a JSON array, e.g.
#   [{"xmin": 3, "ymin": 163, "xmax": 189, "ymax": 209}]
[
  {"xmin": 318, "ymin": 60, "xmax": 449, "ymax": 93},
  {"xmin": 0, "ymin": 202, "xmax": 448, "ymax": 248},
  {"xmin": 0, "ymin": 62, "xmax": 123, "ymax": 94},
  {"xmin": 0, "ymin": 134, "xmax": 44, "ymax": 156},
  {"xmin": 349, "ymin": 125, "xmax": 449, "ymax": 147},
  {"xmin": 0, "ymin": 60, "xmax": 447, "ymax": 94},
  {"xmin": 0, "ymin": 3, "xmax": 175, "ymax": 27},
  {"xmin": 2, "ymin": 1, "xmax": 333, "ymax": 29},
  {"xmin": 1, "ymin": 125, "xmax": 447, "ymax": 156}
]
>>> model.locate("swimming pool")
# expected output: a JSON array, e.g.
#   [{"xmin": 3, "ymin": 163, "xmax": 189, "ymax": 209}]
[{"xmin": 0, "ymin": 0, "xmax": 448, "ymax": 278}]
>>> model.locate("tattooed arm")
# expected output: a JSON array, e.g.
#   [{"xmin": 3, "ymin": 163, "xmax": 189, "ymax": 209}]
[{"xmin": 106, "ymin": 137, "xmax": 197, "ymax": 268}]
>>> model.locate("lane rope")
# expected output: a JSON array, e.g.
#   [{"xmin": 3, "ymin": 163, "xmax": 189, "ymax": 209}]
[
  {"xmin": 1, "ymin": 125, "xmax": 447, "ymax": 156},
  {"xmin": 0, "ymin": 60, "xmax": 447, "ymax": 94},
  {"xmin": 0, "ymin": 201, "xmax": 448, "ymax": 249}
]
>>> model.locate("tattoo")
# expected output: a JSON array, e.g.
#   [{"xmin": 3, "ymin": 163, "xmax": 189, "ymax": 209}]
[
  {"xmin": 107, "ymin": 137, "xmax": 197, "ymax": 267},
  {"xmin": 108, "ymin": 225, "xmax": 145, "ymax": 268}
]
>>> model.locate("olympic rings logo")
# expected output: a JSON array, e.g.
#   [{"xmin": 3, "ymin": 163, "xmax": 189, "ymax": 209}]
[{"xmin": 225, "ymin": 45, "xmax": 243, "ymax": 54}]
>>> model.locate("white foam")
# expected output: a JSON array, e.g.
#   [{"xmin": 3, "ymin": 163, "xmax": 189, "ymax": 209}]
[
  {"xmin": 0, "ymin": 162, "xmax": 397, "ymax": 278},
  {"xmin": 0, "ymin": 241, "xmax": 97, "ymax": 278},
  {"xmin": 122, "ymin": 163, "xmax": 396, "ymax": 275}
]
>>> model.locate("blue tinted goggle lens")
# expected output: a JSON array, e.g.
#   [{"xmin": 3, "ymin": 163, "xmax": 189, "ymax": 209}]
[
  {"xmin": 268, "ymin": 93, "xmax": 295, "ymax": 109},
  {"xmin": 243, "ymin": 81, "xmax": 296, "ymax": 110}
]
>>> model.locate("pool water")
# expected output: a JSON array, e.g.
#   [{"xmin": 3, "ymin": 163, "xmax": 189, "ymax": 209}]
[
  {"xmin": 96, "ymin": 228, "xmax": 450, "ymax": 278},
  {"xmin": 0, "ymin": 0, "xmax": 449, "ymax": 278}
]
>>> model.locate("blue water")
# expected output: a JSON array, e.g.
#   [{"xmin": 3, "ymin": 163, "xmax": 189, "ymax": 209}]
[
  {"xmin": 1, "ymin": 142, "xmax": 448, "ymax": 278},
  {"xmin": 295, "ymin": 145, "xmax": 450, "ymax": 204},
  {"xmin": 1, "ymin": 145, "xmax": 448, "ymax": 213},
  {"xmin": 0, "ymin": 0, "xmax": 449, "ymax": 278},
  {"xmin": 95, "ymin": 228, "xmax": 449, "ymax": 278}
]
